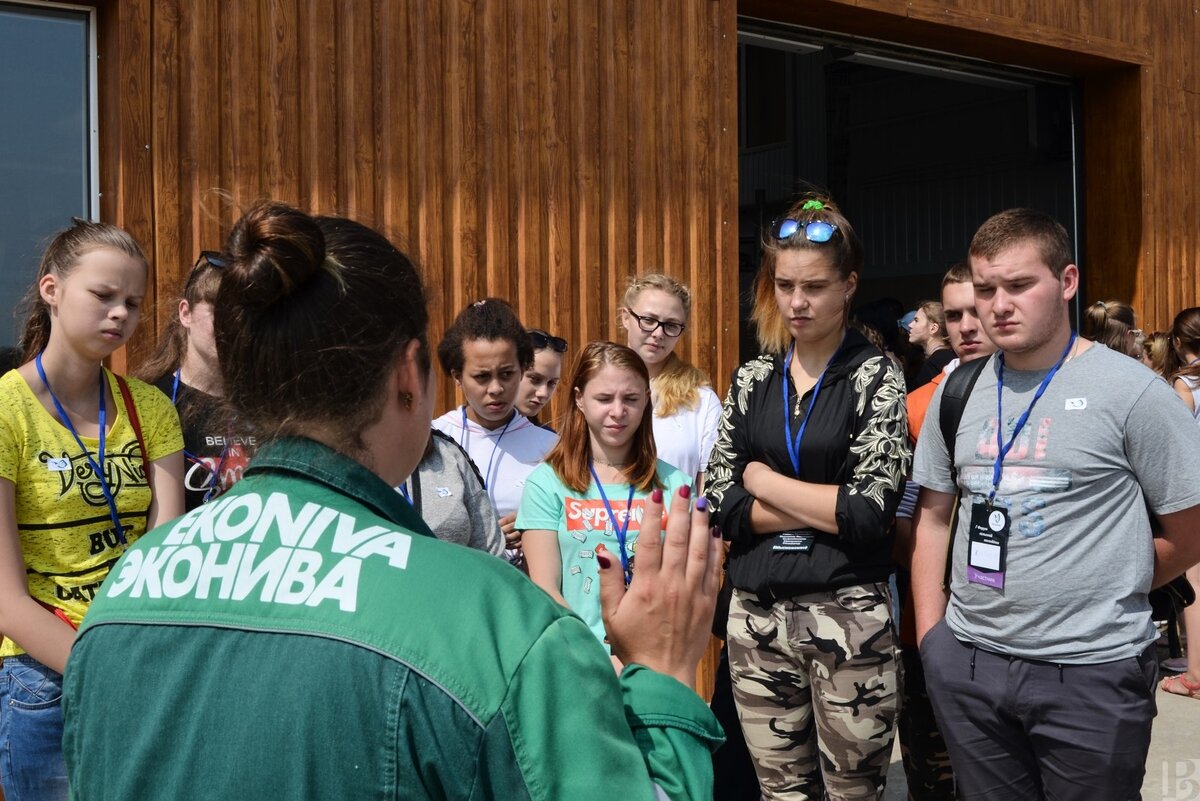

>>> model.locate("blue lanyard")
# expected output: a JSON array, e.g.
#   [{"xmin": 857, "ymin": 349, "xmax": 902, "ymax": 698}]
[
  {"xmin": 35, "ymin": 353, "xmax": 127, "ymax": 544},
  {"xmin": 460, "ymin": 405, "xmax": 514, "ymax": 492},
  {"xmin": 780, "ymin": 341, "xmax": 841, "ymax": 478},
  {"xmin": 589, "ymin": 463, "xmax": 636, "ymax": 585},
  {"xmin": 990, "ymin": 332, "xmax": 1077, "ymax": 502},
  {"xmin": 171, "ymin": 369, "xmax": 228, "ymax": 503}
]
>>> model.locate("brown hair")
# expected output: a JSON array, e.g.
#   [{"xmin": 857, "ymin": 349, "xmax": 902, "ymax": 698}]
[
  {"xmin": 1082, "ymin": 300, "xmax": 1137, "ymax": 356},
  {"xmin": 917, "ymin": 300, "xmax": 950, "ymax": 346},
  {"xmin": 544, "ymin": 341, "xmax": 660, "ymax": 494},
  {"xmin": 1142, "ymin": 331, "xmax": 1174, "ymax": 378},
  {"xmin": 941, "ymin": 261, "xmax": 972, "ymax": 288},
  {"xmin": 750, "ymin": 193, "xmax": 862, "ymax": 354},
  {"xmin": 214, "ymin": 202, "xmax": 429, "ymax": 453},
  {"xmin": 620, "ymin": 273, "xmax": 711, "ymax": 417},
  {"xmin": 18, "ymin": 218, "xmax": 148, "ymax": 361},
  {"xmin": 1170, "ymin": 307, "xmax": 1200, "ymax": 384},
  {"xmin": 137, "ymin": 253, "xmax": 225, "ymax": 383},
  {"xmin": 968, "ymin": 208, "xmax": 1073, "ymax": 279}
]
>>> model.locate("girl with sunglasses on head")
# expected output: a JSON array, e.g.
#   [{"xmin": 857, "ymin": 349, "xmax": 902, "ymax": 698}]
[
  {"xmin": 518, "ymin": 342, "xmax": 691, "ymax": 653},
  {"xmin": 515, "ymin": 328, "xmax": 567, "ymax": 428},
  {"xmin": 0, "ymin": 219, "xmax": 185, "ymax": 801},
  {"xmin": 704, "ymin": 194, "xmax": 909, "ymax": 801},
  {"xmin": 433, "ymin": 300, "xmax": 558, "ymax": 561},
  {"xmin": 618, "ymin": 274, "xmax": 722, "ymax": 490},
  {"xmin": 138, "ymin": 251, "xmax": 258, "ymax": 511},
  {"xmin": 62, "ymin": 202, "xmax": 725, "ymax": 800}
]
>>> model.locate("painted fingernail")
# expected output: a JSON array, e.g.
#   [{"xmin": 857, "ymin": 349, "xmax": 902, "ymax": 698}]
[
  {"xmin": 596, "ymin": 551, "xmax": 612, "ymax": 569},
  {"xmin": 695, "ymin": 496, "xmax": 708, "ymax": 512},
  {"xmin": 711, "ymin": 525, "xmax": 722, "ymax": 539},
  {"xmin": 651, "ymin": 488, "xmax": 663, "ymax": 503},
  {"xmin": 680, "ymin": 485, "xmax": 691, "ymax": 500}
]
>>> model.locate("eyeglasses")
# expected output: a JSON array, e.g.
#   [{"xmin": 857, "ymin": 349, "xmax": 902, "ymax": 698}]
[
  {"xmin": 770, "ymin": 218, "xmax": 839, "ymax": 244},
  {"xmin": 625, "ymin": 308, "xmax": 685, "ymax": 338},
  {"xmin": 528, "ymin": 329, "xmax": 568, "ymax": 353},
  {"xmin": 185, "ymin": 250, "xmax": 228, "ymax": 292}
]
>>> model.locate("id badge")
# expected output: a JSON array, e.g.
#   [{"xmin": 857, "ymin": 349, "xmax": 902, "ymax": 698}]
[
  {"xmin": 773, "ymin": 530, "xmax": 815, "ymax": 553},
  {"xmin": 966, "ymin": 502, "xmax": 1009, "ymax": 589}
]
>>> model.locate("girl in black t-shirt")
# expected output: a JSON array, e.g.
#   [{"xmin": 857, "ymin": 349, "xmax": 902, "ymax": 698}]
[{"xmin": 140, "ymin": 252, "xmax": 257, "ymax": 511}]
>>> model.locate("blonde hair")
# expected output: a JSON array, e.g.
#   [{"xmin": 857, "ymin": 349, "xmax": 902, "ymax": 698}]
[
  {"xmin": 1143, "ymin": 331, "xmax": 1173, "ymax": 377},
  {"xmin": 621, "ymin": 273, "xmax": 711, "ymax": 417},
  {"xmin": 918, "ymin": 300, "xmax": 950, "ymax": 346},
  {"xmin": 19, "ymin": 218, "xmax": 148, "ymax": 361}
]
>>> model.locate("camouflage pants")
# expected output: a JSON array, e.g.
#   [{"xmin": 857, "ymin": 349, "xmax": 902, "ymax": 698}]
[{"xmin": 726, "ymin": 584, "xmax": 900, "ymax": 801}]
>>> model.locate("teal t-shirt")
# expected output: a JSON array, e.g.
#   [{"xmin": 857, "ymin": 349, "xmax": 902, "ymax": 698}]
[{"xmin": 517, "ymin": 461, "xmax": 691, "ymax": 647}]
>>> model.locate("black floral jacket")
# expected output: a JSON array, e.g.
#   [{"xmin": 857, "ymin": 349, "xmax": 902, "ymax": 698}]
[{"xmin": 705, "ymin": 330, "xmax": 910, "ymax": 597}]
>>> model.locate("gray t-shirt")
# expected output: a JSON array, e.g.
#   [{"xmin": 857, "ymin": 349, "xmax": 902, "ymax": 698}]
[{"xmin": 914, "ymin": 342, "xmax": 1200, "ymax": 663}]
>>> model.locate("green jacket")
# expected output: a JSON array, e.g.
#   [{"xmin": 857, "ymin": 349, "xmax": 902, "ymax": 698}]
[{"xmin": 62, "ymin": 437, "xmax": 722, "ymax": 800}]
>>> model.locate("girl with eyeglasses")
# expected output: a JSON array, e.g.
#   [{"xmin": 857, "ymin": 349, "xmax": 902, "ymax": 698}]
[
  {"xmin": 515, "ymin": 328, "xmax": 567, "ymax": 427},
  {"xmin": 618, "ymin": 274, "xmax": 722, "ymax": 490},
  {"xmin": 62, "ymin": 202, "xmax": 725, "ymax": 800},
  {"xmin": 704, "ymin": 194, "xmax": 909, "ymax": 800},
  {"xmin": 139, "ymin": 251, "xmax": 258, "ymax": 511},
  {"xmin": 0, "ymin": 219, "xmax": 185, "ymax": 800},
  {"xmin": 518, "ymin": 342, "xmax": 691, "ymax": 654},
  {"xmin": 433, "ymin": 300, "xmax": 558, "ymax": 561}
]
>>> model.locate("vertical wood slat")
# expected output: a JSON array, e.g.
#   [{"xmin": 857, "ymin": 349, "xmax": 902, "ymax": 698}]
[
  {"xmin": 150, "ymin": 0, "xmax": 180, "ymax": 348},
  {"xmin": 101, "ymin": 0, "xmax": 154, "ymax": 373},
  {"xmin": 261, "ymin": 0, "xmax": 299, "ymax": 203},
  {"xmin": 336, "ymin": 0, "xmax": 374, "ymax": 221},
  {"xmin": 297, "ymin": 0, "xmax": 337, "ymax": 214}
]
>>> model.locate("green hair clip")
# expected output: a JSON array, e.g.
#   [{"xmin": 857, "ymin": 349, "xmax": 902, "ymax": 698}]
[{"xmin": 801, "ymin": 200, "xmax": 825, "ymax": 211}]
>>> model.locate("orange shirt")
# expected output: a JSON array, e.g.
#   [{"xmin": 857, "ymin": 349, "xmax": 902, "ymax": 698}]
[{"xmin": 906, "ymin": 369, "xmax": 947, "ymax": 448}]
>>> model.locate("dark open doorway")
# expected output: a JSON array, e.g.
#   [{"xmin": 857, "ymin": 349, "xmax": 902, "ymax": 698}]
[{"xmin": 736, "ymin": 21, "xmax": 1080, "ymax": 362}]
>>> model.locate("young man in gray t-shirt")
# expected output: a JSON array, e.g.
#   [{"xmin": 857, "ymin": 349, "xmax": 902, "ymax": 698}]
[{"xmin": 911, "ymin": 208, "xmax": 1200, "ymax": 800}]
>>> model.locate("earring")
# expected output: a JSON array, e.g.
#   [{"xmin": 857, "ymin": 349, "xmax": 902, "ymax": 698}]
[{"xmin": 400, "ymin": 392, "xmax": 413, "ymax": 408}]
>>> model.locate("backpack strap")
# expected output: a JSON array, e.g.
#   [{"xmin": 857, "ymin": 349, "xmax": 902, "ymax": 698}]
[
  {"xmin": 115, "ymin": 374, "xmax": 149, "ymax": 466},
  {"xmin": 938, "ymin": 356, "xmax": 989, "ymax": 486},
  {"xmin": 935, "ymin": 356, "xmax": 988, "ymax": 588}
]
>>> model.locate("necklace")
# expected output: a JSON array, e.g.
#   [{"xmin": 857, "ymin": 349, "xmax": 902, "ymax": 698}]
[{"xmin": 593, "ymin": 459, "xmax": 630, "ymax": 467}]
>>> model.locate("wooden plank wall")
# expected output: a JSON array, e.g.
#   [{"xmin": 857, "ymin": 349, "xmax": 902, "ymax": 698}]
[
  {"xmin": 99, "ymin": 0, "xmax": 740, "ymax": 425},
  {"xmin": 91, "ymin": 0, "xmax": 1199, "ymax": 700},
  {"xmin": 98, "ymin": 0, "xmax": 737, "ymax": 699},
  {"xmin": 743, "ymin": 0, "xmax": 1200, "ymax": 331}
]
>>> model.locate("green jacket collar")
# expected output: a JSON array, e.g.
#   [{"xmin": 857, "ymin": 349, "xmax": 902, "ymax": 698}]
[{"xmin": 246, "ymin": 436, "xmax": 435, "ymax": 539}]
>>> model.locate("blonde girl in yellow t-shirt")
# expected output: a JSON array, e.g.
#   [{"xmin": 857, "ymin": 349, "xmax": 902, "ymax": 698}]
[{"xmin": 0, "ymin": 219, "xmax": 185, "ymax": 800}]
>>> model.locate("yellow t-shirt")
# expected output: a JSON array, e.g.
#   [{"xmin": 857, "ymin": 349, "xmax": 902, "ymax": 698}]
[{"xmin": 0, "ymin": 369, "xmax": 183, "ymax": 654}]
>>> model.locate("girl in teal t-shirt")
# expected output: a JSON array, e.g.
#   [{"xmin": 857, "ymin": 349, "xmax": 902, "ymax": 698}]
[{"xmin": 518, "ymin": 342, "xmax": 690, "ymax": 650}]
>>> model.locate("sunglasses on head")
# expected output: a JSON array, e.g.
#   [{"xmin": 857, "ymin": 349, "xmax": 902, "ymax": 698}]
[
  {"xmin": 528, "ymin": 329, "xmax": 568, "ymax": 353},
  {"xmin": 770, "ymin": 218, "xmax": 839, "ymax": 244},
  {"xmin": 185, "ymin": 250, "xmax": 228, "ymax": 292}
]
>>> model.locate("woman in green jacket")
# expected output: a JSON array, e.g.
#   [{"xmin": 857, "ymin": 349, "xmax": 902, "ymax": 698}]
[{"xmin": 62, "ymin": 201, "xmax": 724, "ymax": 801}]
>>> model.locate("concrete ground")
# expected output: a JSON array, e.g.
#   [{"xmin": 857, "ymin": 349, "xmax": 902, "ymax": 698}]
[{"xmin": 882, "ymin": 667, "xmax": 1200, "ymax": 800}]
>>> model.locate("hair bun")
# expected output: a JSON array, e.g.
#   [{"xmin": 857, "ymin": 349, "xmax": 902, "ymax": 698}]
[{"xmin": 223, "ymin": 202, "xmax": 327, "ymax": 310}]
